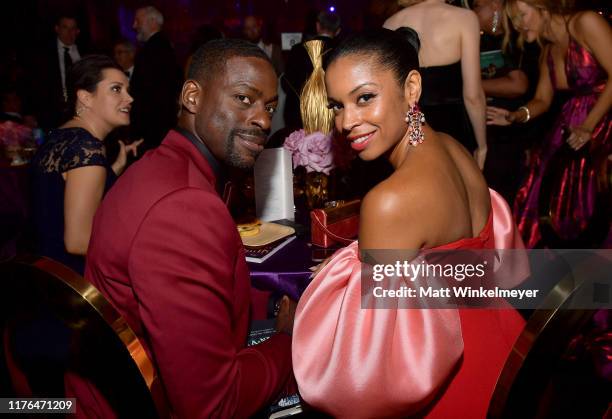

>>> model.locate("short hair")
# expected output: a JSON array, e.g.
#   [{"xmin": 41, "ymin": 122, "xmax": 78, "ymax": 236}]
[
  {"xmin": 317, "ymin": 11, "xmax": 341, "ymax": 33},
  {"xmin": 114, "ymin": 39, "xmax": 134, "ymax": 52},
  {"xmin": 325, "ymin": 27, "xmax": 420, "ymax": 88},
  {"xmin": 55, "ymin": 14, "xmax": 78, "ymax": 26},
  {"xmin": 187, "ymin": 38, "xmax": 273, "ymax": 83},
  {"xmin": 65, "ymin": 55, "xmax": 123, "ymax": 115},
  {"xmin": 139, "ymin": 6, "xmax": 164, "ymax": 26}
]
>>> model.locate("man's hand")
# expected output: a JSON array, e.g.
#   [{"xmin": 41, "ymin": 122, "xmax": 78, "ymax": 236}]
[{"xmin": 275, "ymin": 295, "xmax": 297, "ymax": 335}]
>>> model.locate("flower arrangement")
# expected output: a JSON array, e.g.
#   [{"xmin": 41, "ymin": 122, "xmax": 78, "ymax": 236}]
[
  {"xmin": 0, "ymin": 121, "xmax": 32, "ymax": 148},
  {"xmin": 0, "ymin": 121, "xmax": 34, "ymax": 165},
  {"xmin": 283, "ymin": 129, "xmax": 335, "ymax": 175}
]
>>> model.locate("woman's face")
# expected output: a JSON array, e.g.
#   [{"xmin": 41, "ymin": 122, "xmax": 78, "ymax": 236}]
[
  {"xmin": 85, "ymin": 68, "xmax": 133, "ymax": 128},
  {"xmin": 325, "ymin": 55, "xmax": 411, "ymax": 161},
  {"xmin": 511, "ymin": 1, "xmax": 546, "ymax": 42}
]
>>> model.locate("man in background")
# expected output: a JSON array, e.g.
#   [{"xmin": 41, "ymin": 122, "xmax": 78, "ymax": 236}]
[
  {"xmin": 282, "ymin": 10, "xmax": 341, "ymax": 130},
  {"xmin": 113, "ymin": 39, "xmax": 135, "ymax": 80},
  {"xmin": 30, "ymin": 15, "xmax": 82, "ymax": 129},
  {"xmin": 243, "ymin": 15, "xmax": 284, "ymax": 75},
  {"xmin": 130, "ymin": 6, "xmax": 182, "ymax": 149}
]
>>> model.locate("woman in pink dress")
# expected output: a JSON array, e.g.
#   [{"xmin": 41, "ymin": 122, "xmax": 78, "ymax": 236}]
[{"xmin": 292, "ymin": 28, "xmax": 526, "ymax": 418}]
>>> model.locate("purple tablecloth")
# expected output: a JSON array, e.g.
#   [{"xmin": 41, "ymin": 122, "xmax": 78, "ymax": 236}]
[{"xmin": 248, "ymin": 237, "xmax": 318, "ymax": 301}]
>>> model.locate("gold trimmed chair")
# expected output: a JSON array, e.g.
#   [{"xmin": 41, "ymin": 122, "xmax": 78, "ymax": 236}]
[
  {"xmin": 488, "ymin": 253, "xmax": 612, "ymax": 418},
  {"xmin": 0, "ymin": 255, "xmax": 169, "ymax": 418}
]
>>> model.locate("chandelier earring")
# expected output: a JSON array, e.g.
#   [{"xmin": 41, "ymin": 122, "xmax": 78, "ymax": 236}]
[
  {"xmin": 404, "ymin": 103, "xmax": 426, "ymax": 147},
  {"xmin": 491, "ymin": 10, "xmax": 500, "ymax": 34},
  {"xmin": 75, "ymin": 104, "xmax": 85, "ymax": 118}
]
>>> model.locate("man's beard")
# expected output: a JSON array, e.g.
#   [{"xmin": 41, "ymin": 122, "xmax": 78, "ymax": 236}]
[
  {"xmin": 136, "ymin": 30, "xmax": 146, "ymax": 42},
  {"xmin": 225, "ymin": 128, "xmax": 267, "ymax": 170}
]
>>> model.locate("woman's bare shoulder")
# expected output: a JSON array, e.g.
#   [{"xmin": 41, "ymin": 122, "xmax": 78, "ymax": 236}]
[
  {"xmin": 359, "ymin": 172, "xmax": 434, "ymax": 249},
  {"xmin": 383, "ymin": 7, "xmax": 415, "ymax": 29}
]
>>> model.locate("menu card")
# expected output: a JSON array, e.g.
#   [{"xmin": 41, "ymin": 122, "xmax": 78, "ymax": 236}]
[{"xmin": 254, "ymin": 148, "xmax": 294, "ymax": 221}]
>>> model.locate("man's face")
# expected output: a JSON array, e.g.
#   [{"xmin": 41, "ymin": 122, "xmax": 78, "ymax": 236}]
[
  {"xmin": 194, "ymin": 56, "xmax": 278, "ymax": 169},
  {"xmin": 243, "ymin": 17, "xmax": 262, "ymax": 43},
  {"xmin": 113, "ymin": 44, "xmax": 134, "ymax": 70},
  {"xmin": 133, "ymin": 9, "xmax": 149, "ymax": 42},
  {"xmin": 55, "ymin": 18, "xmax": 79, "ymax": 46}
]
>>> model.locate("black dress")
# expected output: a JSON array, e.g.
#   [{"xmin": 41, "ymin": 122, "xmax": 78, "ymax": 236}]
[
  {"xmin": 419, "ymin": 61, "xmax": 477, "ymax": 153},
  {"xmin": 30, "ymin": 127, "xmax": 116, "ymax": 274}
]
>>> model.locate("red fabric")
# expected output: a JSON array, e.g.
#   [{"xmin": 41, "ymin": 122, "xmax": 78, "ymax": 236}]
[
  {"xmin": 293, "ymin": 190, "xmax": 526, "ymax": 418},
  {"xmin": 86, "ymin": 130, "xmax": 293, "ymax": 418},
  {"xmin": 424, "ymin": 191, "xmax": 526, "ymax": 418}
]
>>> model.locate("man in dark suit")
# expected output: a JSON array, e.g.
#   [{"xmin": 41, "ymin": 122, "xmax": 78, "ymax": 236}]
[
  {"xmin": 86, "ymin": 39, "xmax": 294, "ymax": 417},
  {"xmin": 243, "ymin": 15, "xmax": 284, "ymax": 76},
  {"xmin": 282, "ymin": 10, "xmax": 341, "ymax": 130},
  {"xmin": 130, "ymin": 6, "xmax": 182, "ymax": 149},
  {"xmin": 29, "ymin": 15, "xmax": 82, "ymax": 129}
]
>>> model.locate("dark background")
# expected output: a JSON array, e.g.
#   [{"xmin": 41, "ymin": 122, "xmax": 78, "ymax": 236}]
[{"xmin": 1, "ymin": 0, "xmax": 609, "ymax": 85}]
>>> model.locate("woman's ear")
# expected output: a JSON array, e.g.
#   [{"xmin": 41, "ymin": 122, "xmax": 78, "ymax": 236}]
[
  {"xmin": 181, "ymin": 80, "xmax": 201, "ymax": 114},
  {"xmin": 403, "ymin": 69, "xmax": 422, "ymax": 107},
  {"xmin": 76, "ymin": 89, "xmax": 92, "ymax": 108}
]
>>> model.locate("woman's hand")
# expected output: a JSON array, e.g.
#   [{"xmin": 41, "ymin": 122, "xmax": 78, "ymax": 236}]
[
  {"xmin": 275, "ymin": 295, "xmax": 297, "ymax": 335},
  {"xmin": 310, "ymin": 256, "xmax": 333, "ymax": 279},
  {"xmin": 566, "ymin": 126, "xmax": 593, "ymax": 150},
  {"xmin": 473, "ymin": 146, "xmax": 487, "ymax": 170},
  {"xmin": 112, "ymin": 138, "xmax": 144, "ymax": 175},
  {"xmin": 486, "ymin": 106, "xmax": 512, "ymax": 126}
]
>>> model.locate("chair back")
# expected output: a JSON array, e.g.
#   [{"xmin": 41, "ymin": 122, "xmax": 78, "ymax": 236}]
[
  {"xmin": 488, "ymin": 252, "xmax": 612, "ymax": 418},
  {"xmin": 0, "ymin": 255, "xmax": 167, "ymax": 418}
]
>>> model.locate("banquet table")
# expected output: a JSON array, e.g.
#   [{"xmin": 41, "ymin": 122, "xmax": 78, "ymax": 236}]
[{"xmin": 247, "ymin": 226, "xmax": 342, "ymax": 320}]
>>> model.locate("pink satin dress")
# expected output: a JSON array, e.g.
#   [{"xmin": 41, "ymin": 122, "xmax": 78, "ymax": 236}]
[{"xmin": 293, "ymin": 190, "xmax": 526, "ymax": 418}]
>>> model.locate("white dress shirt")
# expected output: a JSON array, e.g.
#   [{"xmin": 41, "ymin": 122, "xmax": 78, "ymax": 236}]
[
  {"xmin": 125, "ymin": 66, "xmax": 134, "ymax": 81},
  {"xmin": 257, "ymin": 40, "xmax": 274, "ymax": 60},
  {"xmin": 57, "ymin": 39, "xmax": 81, "ymax": 94}
]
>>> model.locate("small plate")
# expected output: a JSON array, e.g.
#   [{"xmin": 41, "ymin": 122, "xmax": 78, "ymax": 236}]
[{"xmin": 241, "ymin": 222, "xmax": 295, "ymax": 247}]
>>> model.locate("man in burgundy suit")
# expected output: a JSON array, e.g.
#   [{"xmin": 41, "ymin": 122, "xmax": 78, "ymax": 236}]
[{"xmin": 85, "ymin": 39, "xmax": 294, "ymax": 417}]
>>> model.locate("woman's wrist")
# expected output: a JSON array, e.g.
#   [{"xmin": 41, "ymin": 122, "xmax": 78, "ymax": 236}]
[
  {"xmin": 111, "ymin": 161, "xmax": 125, "ymax": 176},
  {"xmin": 517, "ymin": 106, "xmax": 530, "ymax": 123}
]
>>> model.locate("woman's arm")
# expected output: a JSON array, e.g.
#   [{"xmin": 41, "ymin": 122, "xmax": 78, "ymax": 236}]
[
  {"xmin": 487, "ymin": 49, "xmax": 554, "ymax": 125},
  {"xmin": 460, "ymin": 12, "xmax": 488, "ymax": 169},
  {"xmin": 482, "ymin": 69, "xmax": 528, "ymax": 98},
  {"xmin": 63, "ymin": 165, "xmax": 106, "ymax": 255}
]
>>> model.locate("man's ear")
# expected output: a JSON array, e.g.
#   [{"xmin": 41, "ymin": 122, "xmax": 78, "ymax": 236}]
[
  {"xmin": 181, "ymin": 80, "xmax": 201, "ymax": 114},
  {"xmin": 403, "ymin": 69, "xmax": 422, "ymax": 107}
]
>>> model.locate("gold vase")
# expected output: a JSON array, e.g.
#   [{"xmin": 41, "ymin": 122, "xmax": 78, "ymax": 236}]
[{"xmin": 305, "ymin": 171, "xmax": 329, "ymax": 209}]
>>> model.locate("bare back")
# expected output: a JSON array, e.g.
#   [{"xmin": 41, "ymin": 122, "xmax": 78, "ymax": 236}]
[
  {"xmin": 359, "ymin": 129, "xmax": 490, "ymax": 250},
  {"xmin": 384, "ymin": 1, "xmax": 476, "ymax": 67}
]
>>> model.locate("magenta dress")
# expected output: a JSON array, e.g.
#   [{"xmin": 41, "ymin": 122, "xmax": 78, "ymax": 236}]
[{"xmin": 513, "ymin": 36, "xmax": 611, "ymax": 248}]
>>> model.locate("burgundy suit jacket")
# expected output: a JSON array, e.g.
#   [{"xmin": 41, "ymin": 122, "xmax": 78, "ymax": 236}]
[{"xmin": 85, "ymin": 129, "xmax": 293, "ymax": 418}]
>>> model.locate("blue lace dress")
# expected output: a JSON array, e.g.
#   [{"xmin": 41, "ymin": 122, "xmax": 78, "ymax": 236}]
[{"xmin": 30, "ymin": 127, "xmax": 116, "ymax": 274}]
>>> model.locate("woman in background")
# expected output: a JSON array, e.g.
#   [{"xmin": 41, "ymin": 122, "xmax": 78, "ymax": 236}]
[
  {"xmin": 31, "ymin": 55, "xmax": 142, "ymax": 273},
  {"xmin": 488, "ymin": 0, "xmax": 611, "ymax": 247},
  {"xmin": 384, "ymin": 0, "xmax": 488, "ymax": 169},
  {"xmin": 292, "ymin": 28, "xmax": 525, "ymax": 418}
]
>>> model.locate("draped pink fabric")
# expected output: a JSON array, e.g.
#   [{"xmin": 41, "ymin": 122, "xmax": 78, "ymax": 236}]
[{"xmin": 293, "ymin": 190, "xmax": 526, "ymax": 418}]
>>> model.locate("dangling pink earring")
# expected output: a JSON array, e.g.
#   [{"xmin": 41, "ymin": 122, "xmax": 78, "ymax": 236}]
[{"xmin": 404, "ymin": 103, "xmax": 426, "ymax": 147}]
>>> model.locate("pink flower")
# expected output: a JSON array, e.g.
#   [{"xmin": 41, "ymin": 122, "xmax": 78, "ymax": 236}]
[
  {"xmin": 283, "ymin": 129, "xmax": 335, "ymax": 175},
  {"xmin": 0, "ymin": 121, "xmax": 33, "ymax": 147}
]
